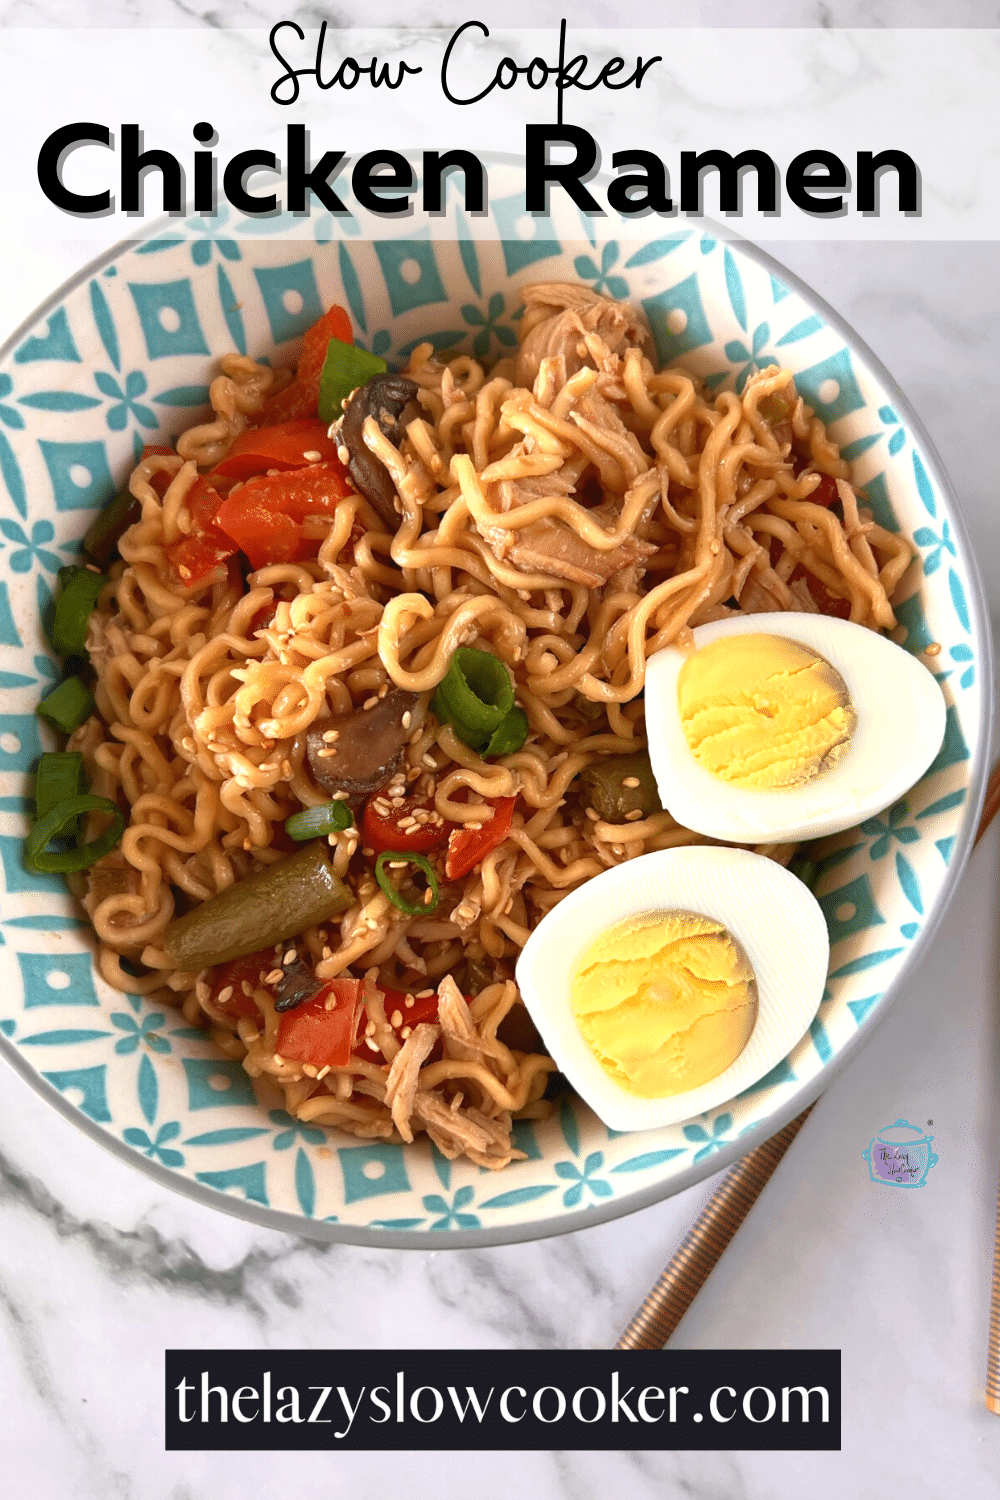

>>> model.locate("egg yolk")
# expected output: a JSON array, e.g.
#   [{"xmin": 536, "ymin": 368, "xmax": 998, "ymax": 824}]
[
  {"xmin": 570, "ymin": 910, "xmax": 758, "ymax": 1098},
  {"xmin": 677, "ymin": 633, "xmax": 856, "ymax": 790}
]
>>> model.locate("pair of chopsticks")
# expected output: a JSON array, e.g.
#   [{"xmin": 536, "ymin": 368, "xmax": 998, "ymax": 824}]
[{"xmin": 617, "ymin": 761, "xmax": 1000, "ymax": 1418}]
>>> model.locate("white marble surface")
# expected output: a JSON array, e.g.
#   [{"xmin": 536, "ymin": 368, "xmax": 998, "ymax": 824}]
[{"xmin": 3, "ymin": 4, "xmax": 1000, "ymax": 1495}]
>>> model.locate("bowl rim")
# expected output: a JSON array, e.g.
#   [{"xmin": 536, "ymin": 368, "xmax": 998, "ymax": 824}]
[{"xmin": 0, "ymin": 219, "xmax": 991, "ymax": 1250}]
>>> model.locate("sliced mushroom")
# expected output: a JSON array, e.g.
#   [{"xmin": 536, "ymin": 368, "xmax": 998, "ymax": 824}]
[
  {"xmin": 340, "ymin": 374, "xmax": 420, "ymax": 529},
  {"xmin": 274, "ymin": 954, "xmax": 324, "ymax": 1014},
  {"xmin": 306, "ymin": 688, "xmax": 425, "ymax": 805}
]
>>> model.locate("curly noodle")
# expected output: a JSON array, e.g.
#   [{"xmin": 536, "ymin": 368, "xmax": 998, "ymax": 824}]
[{"xmin": 70, "ymin": 282, "xmax": 914, "ymax": 1168}]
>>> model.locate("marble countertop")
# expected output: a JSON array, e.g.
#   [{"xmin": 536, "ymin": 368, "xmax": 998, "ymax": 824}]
[{"xmin": 3, "ymin": 6, "xmax": 1000, "ymax": 1496}]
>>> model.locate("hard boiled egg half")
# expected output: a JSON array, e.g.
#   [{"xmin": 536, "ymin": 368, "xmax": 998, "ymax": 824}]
[
  {"xmin": 515, "ymin": 845, "xmax": 829, "ymax": 1131},
  {"xmin": 644, "ymin": 613, "xmax": 946, "ymax": 844}
]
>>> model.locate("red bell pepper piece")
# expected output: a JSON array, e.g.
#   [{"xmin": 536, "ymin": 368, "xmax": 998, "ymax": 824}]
[
  {"xmin": 257, "ymin": 305, "xmax": 353, "ymax": 426},
  {"xmin": 164, "ymin": 474, "xmax": 238, "ymax": 584},
  {"xmin": 209, "ymin": 947, "xmax": 275, "ymax": 1022},
  {"xmin": 142, "ymin": 444, "xmax": 179, "ymax": 500},
  {"xmin": 806, "ymin": 472, "xmax": 839, "ymax": 508},
  {"xmin": 352, "ymin": 984, "xmax": 440, "ymax": 1063},
  {"xmin": 211, "ymin": 419, "xmax": 342, "ymax": 481},
  {"xmin": 766, "ymin": 528, "xmax": 851, "ymax": 620},
  {"xmin": 276, "ymin": 977, "xmax": 364, "ymax": 1070},
  {"xmin": 362, "ymin": 795, "xmax": 451, "ymax": 856},
  {"xmin": 214, "ymin": 460, "xmax": 353, "ymax": 569},
  {"xmin": 351, "ymin": 983, "xmax": 473, "ymax": 1065},
  {"xmin": 444, "ymin": 796, "xmax": 517, "ymax": 881},
  {"xmin": 793, "ymin": 566, "xmax": 852, "ymax": 619}
]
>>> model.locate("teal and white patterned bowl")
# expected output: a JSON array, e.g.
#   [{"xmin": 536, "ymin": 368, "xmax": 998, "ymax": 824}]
[{"xmin": 0, "ymin": 188, "xmax": 989, "ymax": 1245}]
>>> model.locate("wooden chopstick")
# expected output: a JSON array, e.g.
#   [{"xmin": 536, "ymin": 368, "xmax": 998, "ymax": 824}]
[{"xmin": 616, "ymin": 760, "xmax": 1000, "ymax": 1356}]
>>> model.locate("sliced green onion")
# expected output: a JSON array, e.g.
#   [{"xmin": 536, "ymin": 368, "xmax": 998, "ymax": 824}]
[
  {"xmin": 285, "ymin": 799, "xmax": 354, "ymax": 842},
  {"xmin": 52, "ymin": 565, "xmax": 108, "ymax": 655},
  {"xmin": 375, "ymin": 849, "xmax": 440, "ymax": 917},
  {"xmin": 484, "ymin": 706, "xmax": 529, "ymax": 758},
  {"xmin": 35, "ymin": 751, "xmax": 85, "ymax": 836},
  {"xmin": 431, "ymin": 646, "xmax": 515, "ymax": 752},
  {"xmin": 25, "ymin": 793, "xmax": 124, "ymax": 874},
  {"xmin": 36, "ymin": 676, "xmax": 94, "ymax": 734},
  {"xmin": 318, "ymin": 338, "xmax": 388, "ymax": 424},
  {"xmin": 83, "ymin": 488, "xmax": 141, "ymax": 568}
]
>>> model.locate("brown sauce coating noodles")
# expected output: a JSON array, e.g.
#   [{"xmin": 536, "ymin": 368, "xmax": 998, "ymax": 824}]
[{"xmin": 70, "ymin": 282, "xmax": 914, "ymax": 1169}]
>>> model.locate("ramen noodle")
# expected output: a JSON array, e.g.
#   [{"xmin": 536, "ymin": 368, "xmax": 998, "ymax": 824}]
[{"xmin": 57, "ymin": 282, "xmax": 912, "ymax": 1169}]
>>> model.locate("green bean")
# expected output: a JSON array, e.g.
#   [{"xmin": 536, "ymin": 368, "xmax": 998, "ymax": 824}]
[
  {"xmin": 579, "ymin": 750, "xmax": 663, "ymax": 824},
  {"xmin": 162, "ymin": 842, "xmax": 352, "ymax": 972},
  {"xmin": 83, "ymin": 488, "xmax": 141, "ymax": 568}
]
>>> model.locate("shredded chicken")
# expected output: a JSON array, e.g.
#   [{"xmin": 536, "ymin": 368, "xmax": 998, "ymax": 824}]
[
  {"xmin": 414, "ymin": 1092, "xmax": 524, "ymax": 1170},
  {"xmin": 504, "ymin": 515, "xmax": 656, "ymax": 588},
  {"xmin": 515, "ymin": 282, "xmax": 654, "ymax": 389},
  {"xmin": 383, "ymin": 1021, "xmax": 439, "ymax": 1141}
]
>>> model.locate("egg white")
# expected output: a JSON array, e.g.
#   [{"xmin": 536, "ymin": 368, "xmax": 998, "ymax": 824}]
[
  {"xmin": 515, "ymin": 845, "xmax": 829, "ymax": 1132},
  {"xmin": 644, "ymin": 612, "xmax": 947, "ymax": 844}
]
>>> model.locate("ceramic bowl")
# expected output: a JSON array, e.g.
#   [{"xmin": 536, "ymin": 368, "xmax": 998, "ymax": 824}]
[{"xmin": 0, "ymin": 183, "xmax": 989, "ymax": 1245}]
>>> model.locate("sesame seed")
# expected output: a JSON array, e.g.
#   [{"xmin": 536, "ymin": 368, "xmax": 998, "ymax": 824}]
[
  {"xmin": 301, "ymin": 449, "xmax": 323, "ymax": 462},
  {"xmin": 422, "ymin": 755, "xmax": 436, "ymax": 769},
  {"xmin": 416, "ymin": 988, "xmax": 434, "ymax": 999},
  {"xmin": 423, "ymin": 887, "xmax": 434, "ymax": 904},
  {"xmin": 365, "ymin": 1019, "xmax": 376, "ymax": 1036},
  {"xmin": 365, "ymin": 917, "xmax": 379, "ymax": 930},
  {"xmin": 322, "ymin": 946, "xmax": 332, "ymax": 960},
  {"xmin": 402, "ymin": 711, "xmax": 412, "ymax": 729},
  {"xmin": 217, "ymin": 985, "xmax": 233, "ymax": 1003},
  {"xmin": 264, "ymin": 968, "xmax": 283, "ymax": 984},
  {"xmin": 622, "ymin": 776, "xmax": 641, "ymax": 789},
  {"xmin": 332, "ymin": 790, "xmax": 349, "ymax": 800},
  {"xmin": 363, "ymin": 695, "xmax": 379, "ymax": 710},
  {"xmin": 366, "ymin": 1038, "xmax": 380, "ymax": 1051},
  {"xmin": 283, "ymin": 949, "xmax": 297, "ymax": 965},
  {"xmin": 390, "ymin": 1009, "xmax": 403, "ymax": 1027},
  {"xmin": 302, "ymin": 1063, "xmax": 318, "ymax": 1078},
  {"xmin": 378, "ymin": 684, "xmax": 388, "ymax": 698},
  {"xmin": 388, "ymin": 859, "xmax": 408, "ymax": 869},
  {"xmin": 273, "ymin": 1054, "xmax": 284, "ymax": 1066},
  {"xmin": 924, "ymin": 642, "xmax": 942, "ymax": 657},
  {"xmin": 585, "ymin": 807, "xmax": 599, "ymax": 821},
  {"xmin": 322, "ymin": 729, "xmax": 340, "ymax": 742},
  {"xmin": 401, "ymin": 1026, "xmax": 412, "ymax": 1039},
  {"xmin": 317, "ymin": 747, "xmax": 339, "ymax": 758},
  {"xmin": 466, "ymin": 821, "xmax": 482, "ymax": 831},
  {"xmin": 337, "ymin": 445, "xmax": 350, "ymax": 465},
  {"xmin": 241, "ymin": 981, "xmax": 254, "ymax": 997},
  {"xmin": 625, "ymin": 808, "xmax": 644, "ymax": 821},
  {"xmin": 404, "ymin": 996, "xmax": 414, "ymax": 1008},
  {"xmin": 316, "ymin": 1065, "xmax": 331, "ymax": 1080}
]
